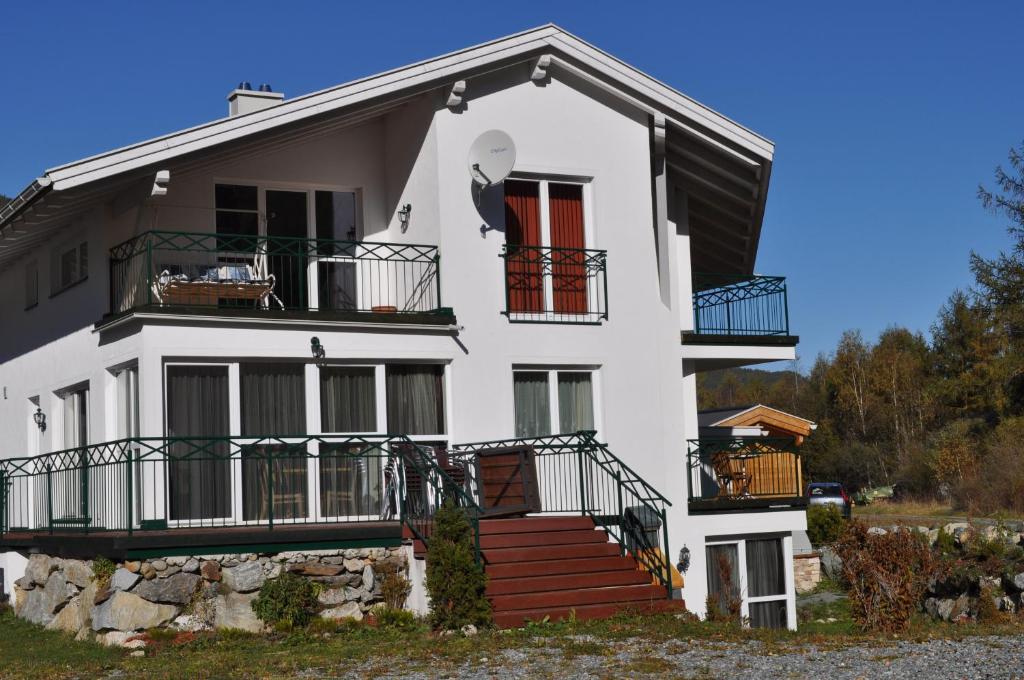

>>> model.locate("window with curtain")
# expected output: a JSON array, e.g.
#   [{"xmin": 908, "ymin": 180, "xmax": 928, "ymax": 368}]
[
  {"xmin": 319, "ymin": 366, "xmax": 381, "ymax": 517},
  {"xmin": 240, "ymin": 363, "xmax": 308, "ymax": 521},
  {"xmin": 557, "ymin": 372, "xmax": 594, "ymax": 433},
  {"xmin": 385, "ymin": 365, "xmax": 445, "ymax": 435},
  {"xmin": 513, "ymin": 372, "xmax": 550, "ymax": 438},
  {"xmin": 705, "ymin": 544, "xmax": 740, "ymax": 619},
  {"xmin": 166, "ymin": 366, "xmax": 231, "ymax": 521},
  {"xmin": 746, "ymin": 538, "xmax": 787, "ymax": 629},
  {"xmin": 59, "ymin": 385, "xmax": 90, "ymax": 520}
]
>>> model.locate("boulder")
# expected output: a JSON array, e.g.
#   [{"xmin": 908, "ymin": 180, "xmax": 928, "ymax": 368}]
[
  {"xmin": 818, "ymin": 546, "xmax": 843, "ymax": 580},
  {"xmin": 150, "ymin": 559, "xmax": 168, "ymax": 572},
  {"xmin": 289, "ymin": 562, "xmax": 343, "ymax": 577},
  {"xmin": 171, "ymin": 613, "xmax": 209, "ymax": 632},
  {"xmin": 461, "ymin": 624, "xmax": 478, "ymax": 637},
  {"xmin": 343, "ymin": 558, "xmax": 364, "ymax": 573},
  {"xmin": 63, "ymin": 560, "xmax": 94, "ymax": 589},
  {"xmin": 24, "ymin": 554, "xmax": 54, "ymax": 586},
  {"xmin": 201, "ymin": 560, "xmax": 222, "ymax": 582},
  {"xmin": 165, "ymin": 556, "xmax": 187, "ymax": 567},
  {"xmin": 997, "ymin": 596, "xmax": 1017, "ymax": 613},
  {"xmin": 361, "ymin": 564, "xmax": 374, "ymax": 591},
  {"xmin": 47, "ymin": 595, "xmax": 89, "ymax": 634},
  {"xmin": 320, "ymin": 601, "xmax": 362, "ymax": 621},
  {"xmin": 133, "ymin": 572, "xmax": 201, "ymax": 605},
  {"xmin": 140, "ymin": 563, "xmax": 157, "ymax": 580},
  {"xmin": 124, "ymin": 561, "xmax": 141, "ymax": 573},
  {"xmin": 182, "ymin": 558, "xmax": 200, "ymax": 574},
  {"xmin": 867, "ymin": 526, "xmax": 887, "ymax": 535},
  {"xmin": 110, "ymin": 568, "xmax": 140, "ymax": 592},
  {"xmin": 213, "ymin": 591, "xmax": 263, "ymax": 633},
  {"xmin": 222, "ymin": 561, "xmax": 265, "ymax": 593},
  {"xmin": 18, "ymin": 571, "xmax": 73, "ymax": 626},
  {"xmin": 14, "ymin": 576, "xmax": 35, "ymax": 591},
  {"xmin": 158, "ymin": 566, "xmax": 182, "ymax": 579},
  {"xmin": 91, "ymin": 591, "xmax": 178, "ymax": 632},
  {"xmin": 1007, "ymin": 572, "xmax": 1024, "ymax": 593},
  {"xmin": 318, "ymin": 588, "xmax": 348, "ymax": 606}
]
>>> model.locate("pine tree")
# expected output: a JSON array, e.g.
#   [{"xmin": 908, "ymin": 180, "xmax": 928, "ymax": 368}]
[{"xmin": 424, "ymin": 500, "xmax": 491, "ymax": 630}]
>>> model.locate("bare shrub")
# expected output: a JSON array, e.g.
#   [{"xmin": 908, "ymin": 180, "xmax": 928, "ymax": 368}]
[
  {"xmin": 704, "ymin": 552, "xmax": 742, "ymax": 624},
  {"xmin": 833, "ymin": 521, "xmax": 936, "ymax": 633},
  {"xmin": 374, "ymin": 561, "xmax": 412, "ymax": 610}
]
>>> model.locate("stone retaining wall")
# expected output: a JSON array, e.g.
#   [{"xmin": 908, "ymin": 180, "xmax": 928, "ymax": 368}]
[{"xmin": 13, "ymin": 547, "xmax": 406, "ymax": 646}]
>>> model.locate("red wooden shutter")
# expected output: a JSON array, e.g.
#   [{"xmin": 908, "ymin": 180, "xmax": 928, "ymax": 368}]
[
  {"xmin": 503, "ymin": 180, "xmax": 543, "ymax": 313},
  {"xmin": 548, "ymin": 183, "xmax": 587, "ymax": 314}
]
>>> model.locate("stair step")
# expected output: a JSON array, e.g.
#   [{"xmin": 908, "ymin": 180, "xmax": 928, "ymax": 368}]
[
  {"xmin": 487, "ymin": 555, "xmax": 638, "ymax": 579},
  {"xmin": 493, "ymin": 598, "xmax": 686, "ymax": 629},
  {"xmin": 490, "ymin": 584, "xmax": 667, "ymax": 612},
  {"xmin": 486, "ymin": 570, "xmax": 651, "ymax": 596},
  {"xmin": 478, "ymin": 516, "xmax": 596, "ymax": 534},
  {"xmin": 484, "ymin": 542, "xmax": 621, "ymax": 564},
  {"xmin": 479, "ymin": 529, "xmax": 608, "ymax": 550}
]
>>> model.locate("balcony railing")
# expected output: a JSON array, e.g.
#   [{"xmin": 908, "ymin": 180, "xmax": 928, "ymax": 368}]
[
  {"xmin": 692, "ymin": 273, "xmax": 789, "ymax": 336},
  {"xmin": 687, "ymin": 437, "xmax": 805, "ymax": 510},
  {"xmin": 501, "ymin": 245, "xmax": 608, "ymax": 324},
  {"xmin": 108, "ymin": 231, "xmax": 444, "ymax": 319},
  {"xmin": 0, "ymin": 435, "xmax": 472, "ymax": 539}
]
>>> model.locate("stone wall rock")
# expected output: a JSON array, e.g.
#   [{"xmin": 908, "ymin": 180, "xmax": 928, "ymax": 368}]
[{"xmin": 91, "ymin": 591, "xmax": 178, "ymax": 632}]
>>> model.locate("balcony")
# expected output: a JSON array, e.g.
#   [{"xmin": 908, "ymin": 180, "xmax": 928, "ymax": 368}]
[
  {"xmin": 104, "ymin": 231, "xmax": 451, "ymax": 327},
  {"xmin": 500, "ymin": 245, "xmax": 608, "ymax": 324},
  {"xmin": 686, "ymin": 437, "xmax": 806, "ymax": 512},
  {"xmin": 684, "ymin": 274, "xmax": 796, "ymax": 345}
]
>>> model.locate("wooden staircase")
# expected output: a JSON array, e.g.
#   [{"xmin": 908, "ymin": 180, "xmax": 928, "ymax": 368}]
[{"xmin": 406, "ymin": 515, "xmax": 685, "ymax": 628}]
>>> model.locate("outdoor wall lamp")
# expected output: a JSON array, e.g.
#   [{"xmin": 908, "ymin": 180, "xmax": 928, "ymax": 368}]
[
  {"xmin": 310, "ymin": 337, "xmax": 326, "ymax": 365},
  {"xmin": 33, "ymin": 406, "xmax": 46, "ymax": 433},
  {"xmin": 677, "ymin": 545, "xmax": 691, "ymax": 574},
  {"xmin": 397, "ymin": 203, "xmax": 412, "ymax": 233}
]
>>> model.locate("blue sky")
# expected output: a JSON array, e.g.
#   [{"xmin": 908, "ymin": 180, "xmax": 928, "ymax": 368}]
[{"xmin": 1, "ymin": 2, "xmax": 1021, "ymax": 368}]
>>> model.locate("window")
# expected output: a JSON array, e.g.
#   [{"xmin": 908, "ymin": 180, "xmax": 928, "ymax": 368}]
[
  {"xmin": 215, "ymin": 184, "xmax": 259, "ymax": 237},
  {"xmin": 315, "ymin": 191, "xmax": 358, "ymax": 241},
  {"xmin": 386, "ymin": 365, "xmax": 446, "ymax": 436},
  {"xmin": 25, "ymin": 260, "xmax": 38, "ymax": 309},
  {"xmin": 706, "ymin": 536, "xmax": 791, "ymax": 629},
  {"xmin": 320, "ymin": 366, "xmax": 376, "ymax": 433},
  {"xmin": 513, "ymin": 369, "xmax": 595, "ymax": 438},
  {"xmin": 51, "ymin": 239, "xmax": 88, "ymax": 294},
  {"xmin": 166, "ymin": 366, "xmax": 231, "ymax": 521},
  {"xmin": 58, "ymin": 384, "xmax": 90, "ymax": 520}
]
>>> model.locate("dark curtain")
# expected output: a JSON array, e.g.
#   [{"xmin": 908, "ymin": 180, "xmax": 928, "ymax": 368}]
[
  {"xmin": 166, "ymin": 366, "xmax": 231, "ymax": 521},
  {"xmin": 749, "ymin": 601, "xmax": 787, "ymax": 629},
  {"xmin": 240, "ymin": 364, "xmax": 308, "ymax": 521},
  {"xmin": 746, "ymin": 538, "xmax": 785, "ymax": 597},
  {"xmin": 320, "ymin": 367, "xmax": 376, "ymax": 432},
  {"xmin": 386, "ymin": 365, "xmax": 445, "ymax": 435},
  {"xmin": 705, "ymin": 544, "xmax": 740, "ymax": 617}
]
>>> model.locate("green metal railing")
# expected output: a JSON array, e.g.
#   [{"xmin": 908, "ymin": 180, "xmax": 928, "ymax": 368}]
[
  {"xmin": 687, "ymin": 437, "xmax": 805, "ymax": 506},
  {"xmin": 0, "ymin": 435, "xmax": 481, "ymax": 561},
  {"xmin": 109, "ymin": 230, "xmax": 443, "ymax": 317},
  {"xmin": 692, "ymin": 273, "xmax": 789, "ymax": 336},
  {"xmin": 501, "ymin": 245, "xmax": 608, "ymax": 324},
  {"xmin": 449, "ymin": 431, "xmax": 674, "ymax": 594}
]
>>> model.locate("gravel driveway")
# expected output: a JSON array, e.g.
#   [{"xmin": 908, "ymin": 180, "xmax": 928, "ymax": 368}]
[{"xmin": 338, "ymin": 635, "xmax": 1024, "ymax": 679}]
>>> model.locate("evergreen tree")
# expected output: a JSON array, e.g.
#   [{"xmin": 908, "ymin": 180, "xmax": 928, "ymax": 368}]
[{"xmin": 424, "ymin": 500, "xmax": 491, "ymax": 630}]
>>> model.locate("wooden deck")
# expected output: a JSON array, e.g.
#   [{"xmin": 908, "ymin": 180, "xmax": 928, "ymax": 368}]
[{"xmin": 0, "ymin": 521, "xmax": 402, "ymax": 560}]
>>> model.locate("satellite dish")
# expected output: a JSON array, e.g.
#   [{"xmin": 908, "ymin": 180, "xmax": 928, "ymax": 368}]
[{"xmin": 468, "ymin": 130, "xmax": 516, "ymax": 187}]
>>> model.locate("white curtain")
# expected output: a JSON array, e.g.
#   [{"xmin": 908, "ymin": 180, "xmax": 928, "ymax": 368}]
[
  {"xmin": 557, "ymin": 372, "xmax": 594, "ymax": 433},
  {"xmin": 385, "ymin": 365, "xmax": 445, "ymax": 435},
  {"xmin": 514, "ymin": 372, "xmax": 550, "ymax": 437}
]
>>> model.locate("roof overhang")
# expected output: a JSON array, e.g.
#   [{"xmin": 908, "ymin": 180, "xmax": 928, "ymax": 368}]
[{"xmin": 0, "ymin": 24, "xmax": 774, "ymax": 270}]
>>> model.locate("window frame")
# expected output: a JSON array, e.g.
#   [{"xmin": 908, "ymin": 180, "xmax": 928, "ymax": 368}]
[
  {"xmin": 705, "ymin": 534, "xmax": 795, "ymax": 630},
  {"xmin": 49, "ymin": 237, "xmax": 89, "ymax": 297},
  {"xmin": 512, "ymin": 366, "xmax": 601, "ymax": 438}
]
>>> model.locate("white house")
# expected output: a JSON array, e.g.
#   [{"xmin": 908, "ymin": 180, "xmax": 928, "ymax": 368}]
[{"xmin": 0, "ymin": 25, "xmax": 805, "ymax": 629}]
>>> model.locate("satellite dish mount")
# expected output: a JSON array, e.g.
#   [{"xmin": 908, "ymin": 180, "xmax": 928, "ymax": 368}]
[{"xmin": 468, "ymin": 130, "xmax": 516, "ymax": 206}]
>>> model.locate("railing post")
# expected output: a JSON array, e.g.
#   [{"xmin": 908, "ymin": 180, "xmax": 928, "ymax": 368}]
[
  {"xmin": 782, "ymin": 279, "xmax": 790, "ymax": 335},
  {"xmin": 0, "ymin": 469, "xmax": 6, "ymax": 537},
  {"xmin": 125, "ymin": 446, "xmax": 134, "ymax": 536},
  {"xmin": 434, "ymin": 252, "xmax": 442, "ymax": 311},
  {"xmin": 576, "ymin": 438, "xmax": 588, "ymax": 515},
  {"xmin": 615, "ymin": 469, "xmax": 624, "ymax": 557},
  {"xmin": 146, "ymin": 236, "xmax": 153, "ymax": 307},
  {"xmin": 661, "ymin": 506, "xmax": 672, "ymax": 598},
  {"xmin": 45, "ymin": 463, "xmax": 53, "ymax": 535},
  {"xmin": 267, "ymin": 450, "xmax": 274, "ymax": 531}
]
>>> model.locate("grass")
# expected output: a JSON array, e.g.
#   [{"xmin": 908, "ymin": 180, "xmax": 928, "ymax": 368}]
[
  {"xmin": 3, "ymin": 593, "xmax": 1024, "ymax": 679},
  {"xmin": 853, "ymin": 498, "xmax": 1024, "ymax": 521}
]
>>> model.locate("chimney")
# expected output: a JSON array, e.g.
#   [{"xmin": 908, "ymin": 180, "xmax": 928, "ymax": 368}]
[{"xmin": 227, "ymin": 82, "xmax": 284, "ymax": 117}]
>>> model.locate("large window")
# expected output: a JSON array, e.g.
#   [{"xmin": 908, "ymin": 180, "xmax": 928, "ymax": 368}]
[
  {"xmin": 706, "ymin": 536, "xmax": 791, "ymax": 629},
  {"xmin": 513, "ymin": 369, "xmax": 595, "ymax": 438},
  {"xmin": 57, "ymin": 384, "xmax": 90, "ymax": 521},
  {"xmin": 51, "ymin": 238, "xmax": 88, "ymax": 294},
  {"xmin": 319, "ymin": 366, "xmax": 381, "ymax": 517},
  {"xmin": 386, "ymin": 365, "xmax": 446, "ymax": 436},
  {"xmin": 240, "ymin": 363, "xmax": 308, "ymax": 521}
]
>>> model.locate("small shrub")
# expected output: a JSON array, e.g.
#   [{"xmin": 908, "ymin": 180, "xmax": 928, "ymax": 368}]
[
  {"xmin": 934, "ymin": 526, "xmax": 956, "ymax": 555},
  {"xmin": 806, "ymin": 504, "xmax": 845, "ymax": 547},
  {"xmin": 976, "ymin": 584, "xmax": 1007, "ymax": 623},
  {"xmin": 833, "ymin": 522, "xmax": 936, "ymax": 633},
  {"xmin": 92, "ymin": 556, "xmax": 116, "ymax": 589},
  {"xmin": 251, "ymin": 572, "xmax": 321, "ymax": 628},
  {"xmin": 424, "ymin": 500, "xmax": 492, "ymax": 631},
  {"xmin": 375, "ymin": 561, "xmax": 411, "ymax": 610},
  {"xmin": 375, "ymin": 607, "xmax": 420, "ymax": 631}
]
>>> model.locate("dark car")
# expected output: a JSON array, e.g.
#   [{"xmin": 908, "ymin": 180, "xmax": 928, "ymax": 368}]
[{"xmin": 806, "ymin": 482, "xmax": 852, "ymax": 519}]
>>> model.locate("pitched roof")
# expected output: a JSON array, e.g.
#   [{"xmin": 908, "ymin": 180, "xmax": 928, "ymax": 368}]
[
  {"xmin": 698, "ymin": 404, "xmax": 817, "ymax": 442},
  {"xmin": 0, "ymin": 24, "xmax": 774, "ymax": 266}
]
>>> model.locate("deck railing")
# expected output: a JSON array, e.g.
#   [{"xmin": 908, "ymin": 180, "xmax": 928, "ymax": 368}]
[
  {"xmin": 449, "ymin": 431, "xmax": 674, "ymax": 594},
  {"xmin": 501, "ymin": 245, "xmax": 608, "ymax": 324},
  {"xmin": 692, "ymin": 273, "xmax": 789, "ymax": 336},
  {"xmin": 109, "ymin": 231, "xmax": 443, "ymax": 317},
  {"xmin": 686, "ymin": 437, "xmax": 805, "ymax": 508},
  {"xmin": 0, "ymin": 435, "xmax": 479, "ymax": 561}
]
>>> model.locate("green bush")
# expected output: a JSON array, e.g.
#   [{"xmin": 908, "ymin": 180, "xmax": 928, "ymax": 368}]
[
  {"xmin": 806, "ymin": 504, "xmax": 845, "ymax": 546},
  {"xmin": 424, "ymin": 500, "xmax": 492, "ymax": 631},
  {"xmin": 375, "ymin": 607, "xmax": 420, "ymax": 631},
  {"xmin": 934, "ymin": 526, "xmax": 956, "ymax": 555},
  {"xmin": 91, "ymin": 557, "xmax": 116, "ymax": 589},
  {"xmin": 251, "ymin": 572, "xmax": 321, "ymax": 628}
]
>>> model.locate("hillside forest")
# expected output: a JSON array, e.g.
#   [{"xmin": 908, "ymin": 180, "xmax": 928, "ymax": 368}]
[{"xmin": 698, "ymin": 142, "xmax": 1024, "ymax": 514}]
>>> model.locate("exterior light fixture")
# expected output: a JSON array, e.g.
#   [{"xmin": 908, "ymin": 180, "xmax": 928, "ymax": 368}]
[
  {"xmin": 677, "ymin": 545, "xmax": 691, "ymax": 574},
  {"xmin": 397, "ymin": 203, "xmax": 412, "ymax": 233},
  {"xmin": 310, "ymin": 337, "xmax": 326, "ymax": 364},
  {"xmin": 33, "ymin": 406, "xmax": 46, "ymax": 432}
]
